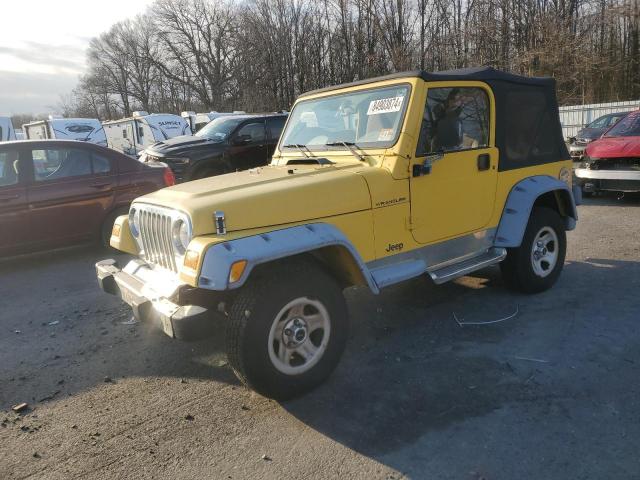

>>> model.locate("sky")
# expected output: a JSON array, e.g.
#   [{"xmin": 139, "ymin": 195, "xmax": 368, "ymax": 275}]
[{"xmin": 0, "ymin": 0, "xmax": 156, "ymax": 116}]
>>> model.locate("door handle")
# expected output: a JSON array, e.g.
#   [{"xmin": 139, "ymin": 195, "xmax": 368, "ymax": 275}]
[
  {"xmin": 90, "ymin": 182, "xmax": 112, "ymax": 189},
  {"xmin": 477, "ymin": 153, "xmax": 491, "ymax": 171},
  {"xmin": 0, "ymin": 194, "xmax": 20, "ymax": 202}
]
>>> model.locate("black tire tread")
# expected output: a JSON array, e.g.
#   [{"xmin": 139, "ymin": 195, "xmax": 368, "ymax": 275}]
[
  {"xmin": 500, "ymin": 206, "xmax": 567, "ymax": 294},
  {"xmin": 225, "ymin": 256, "xmax": 348, "ymax": 399}
]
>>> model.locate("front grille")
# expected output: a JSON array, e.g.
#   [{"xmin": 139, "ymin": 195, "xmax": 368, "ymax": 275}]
[
  {"xmin": 138, "ymin": 208, "xmax": 179, "ymax": 271},
  {"xmin": 589, "ymin": 158, "xmax": 640, "ymax": 171},
  {"xmin": 600, "ymin": 179, "xmax": 640, "ymax": 191}
]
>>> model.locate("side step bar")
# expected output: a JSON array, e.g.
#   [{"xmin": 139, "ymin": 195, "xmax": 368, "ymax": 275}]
[{"xmin": 428, "ymin": 247, "xmax": 507, "ymax": 285}]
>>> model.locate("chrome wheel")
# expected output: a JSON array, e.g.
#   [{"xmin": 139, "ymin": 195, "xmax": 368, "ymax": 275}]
[
  {"xmin": 268, "ymin": 297, "xmax": 331, "ymax": 375},
  {"xmin": 530, "ymin": 226, "xmax": 559, "ymax": 278}
]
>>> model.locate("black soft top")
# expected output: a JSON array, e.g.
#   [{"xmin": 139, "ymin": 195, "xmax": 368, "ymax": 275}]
[
  {"xmin": 299, "ymin": 66, "xmax": 553, "ymax": 97},
  {"xmin": 301, "ymin": 67, "xmax": 569, "ymax": 170}
]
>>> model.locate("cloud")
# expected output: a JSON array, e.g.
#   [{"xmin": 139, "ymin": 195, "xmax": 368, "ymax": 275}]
[
  {"xmin": 0, "ymin": 71, "xmax": 80, "ymax": 115},
  {"xmin": 0, "ymin": 41, "xmax": 86, "ymax": 74}
]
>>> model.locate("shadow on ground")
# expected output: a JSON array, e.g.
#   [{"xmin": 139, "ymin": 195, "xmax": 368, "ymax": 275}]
[
  {"xmin": 281, "ymin": 256, "xmax": 640, "ymax": 471},
  {"xmin": 2, "ymin": 244, "xmax": 640, "ymax": 478}
]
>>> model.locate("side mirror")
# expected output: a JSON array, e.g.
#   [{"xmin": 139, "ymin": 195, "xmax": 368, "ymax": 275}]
[
  {"xmin": 233, "ymin": 134, "xmax": 252, "ymax": 146},
  {"xmin": 412, "ymin": 151, "xmax": 444, "ymax": 177}
]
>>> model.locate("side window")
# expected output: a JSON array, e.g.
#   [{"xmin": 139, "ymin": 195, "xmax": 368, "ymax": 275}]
[
  {"xmin": 0, "ymin": 150, "xmax": 19, "ymax": 187},
  {"xmin": 267, "ymin": 117, "xmax": 287, "ymax": 141},
  {"xmin": 504, "ymin": 89, "xmax": 557, "ymax": 164},
  {"xmin": 92, "ymin": 153, "xmax": 111, "ymax": 174},
  {"xmin": 609, "ymin": 115, "xmax": 623, "ymax": 127},
  {"xmin": 236, "ymin": 122, "xmax": 266, "ymax": 142},
  {"xmin": 32, "ymin": 148, "xmax": 92, "ymax": 182},
  {"xmin": 0, "ymin": 126, "xmax": 3, "ymax": 141},
  {"xmin": 416, "ymin": 87, "xmax": 490, "ymax": 155}
]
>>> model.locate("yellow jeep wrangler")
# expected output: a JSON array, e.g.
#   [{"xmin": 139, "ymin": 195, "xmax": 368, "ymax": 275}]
[{"xmin": 97, "ymin": 67, "xmax": 580, "ymax": 399}]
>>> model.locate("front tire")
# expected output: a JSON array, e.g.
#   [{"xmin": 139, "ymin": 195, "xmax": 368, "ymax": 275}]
[
  {"xmin": 226, "ymin": 257, "xmax": 348, "ymax": 400},
  {"xmin": 500, "ymin": 207, "xmax": 567, "ymax": 293}
]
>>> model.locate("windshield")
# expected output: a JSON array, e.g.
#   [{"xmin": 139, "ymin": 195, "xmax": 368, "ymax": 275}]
[
  {"xmin": 280, "ymin": 84, "xmax": 410, "ymax": 150},
  {"xmin": 587, "ymin": 114, "xmax": 624, "ymax": 129},
  {"xmin": 196, "ymin": 117, "xmax": 243, "ymax": 141},
  {"xmin": 603, "ymin": 111, "xmax": 640, "ymax": 137}
]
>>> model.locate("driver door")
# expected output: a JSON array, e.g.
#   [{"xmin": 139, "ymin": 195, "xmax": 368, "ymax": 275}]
[
  {"xmin": 410, "ymin": 84, "xmax": 498, "ymax": 245},
  {"xmin": 229, "ymin": 121, "xmax": 268, "ymax": 170}
]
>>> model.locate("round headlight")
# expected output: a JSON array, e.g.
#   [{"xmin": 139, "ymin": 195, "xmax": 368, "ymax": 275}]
[
  {"xmin": 559, "ymin": 167, "xmax": 571, "ymax": 185},
  {"xmin": 129, "ymin": 208, "xmax": 139, "ymax": 237},
  {"xmin": 172, "ymin": 219, "xmax": 191, "ymax": 254}
]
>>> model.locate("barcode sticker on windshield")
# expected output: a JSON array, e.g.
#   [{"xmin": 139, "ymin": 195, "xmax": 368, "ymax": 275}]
[{"xmin": 367, "ymin": 96, "xmax": 405, "ymax": 115}]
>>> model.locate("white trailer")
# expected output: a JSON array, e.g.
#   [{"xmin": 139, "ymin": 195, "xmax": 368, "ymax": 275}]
[
  {"xmin": 0, "ymin": 117, "xmax": 17, "ymax": 142},
  {"xmin": 103, "ymin": 112, "xmax": 191, "ymax": 156},
  {"xmin": 22, "ymin": 116, "xmax": 107, "ymax": 145},
  {"xmin": 181, "ymin": 111, "xmax": 246, "ymax": 133}
]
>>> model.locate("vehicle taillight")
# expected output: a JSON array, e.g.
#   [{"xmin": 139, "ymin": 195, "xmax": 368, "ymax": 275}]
[{"xmin": 163, "ymin": 167, "xmax": 175, "ymax": 186}]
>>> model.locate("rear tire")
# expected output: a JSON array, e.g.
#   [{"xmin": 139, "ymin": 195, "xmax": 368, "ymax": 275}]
[
  {"xmin": 226, "ymin": 257, "xmax": 348, "ymax": 400},
  {"xmin": 500, "ymin": 207, "xmax": 566, "ymax": 293}
]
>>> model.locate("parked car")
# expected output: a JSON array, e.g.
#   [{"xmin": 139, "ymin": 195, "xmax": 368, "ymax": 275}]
[
  {"xmin": 140, "ymin": 113, "xmax": 288, "ymax": 182},
  {"xmin": 568, "ymin": 111, "xmax": 629, "ymax": 161},
  {"xmin": 0, "ymin": 140, "xmax": 174, "ymax": 257},
  {"xmin": 98, "ymin": 67, "xmax": 579, "ymax": 400},
  {"xmin": 575, "ymin": 110, "xmax": 640, "ymax": 195}
]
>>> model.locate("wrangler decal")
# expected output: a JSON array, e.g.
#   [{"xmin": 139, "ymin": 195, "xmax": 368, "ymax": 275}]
[{"xmin": 375, "ymin": 197, "xmax": 407, "ymax": 208}]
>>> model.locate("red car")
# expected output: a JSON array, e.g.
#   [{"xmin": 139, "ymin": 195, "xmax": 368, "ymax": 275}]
[
  {"xmin": 575, "ymin": 110, "xmax": 640, "ymax": 195},
  {"xmin": 0, "ymin": 140, "xmax": 174, "ymax": 257}
]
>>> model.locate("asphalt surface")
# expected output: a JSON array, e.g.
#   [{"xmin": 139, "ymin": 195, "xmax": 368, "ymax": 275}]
[{"xmin": 1, "ymin": 193, "xmax": 639, "ymax": 480}]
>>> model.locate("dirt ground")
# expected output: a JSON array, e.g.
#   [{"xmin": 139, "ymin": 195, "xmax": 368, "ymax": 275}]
[{"xmin": 1, "ymin": 194, "xmax": 639, "ymax": 480}]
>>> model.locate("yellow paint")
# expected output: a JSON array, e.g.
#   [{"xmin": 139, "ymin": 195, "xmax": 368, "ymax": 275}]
[
  {"xmin": 110, "ymin": 216, "xmax": 138, "ymax": 254},
  {"xmin": 115, "ymin": 73, "xmax": 570, "ymax": 288},
  {"xmin": 409, "ymin": 82, "xmax": 498, "ymax": 244}
]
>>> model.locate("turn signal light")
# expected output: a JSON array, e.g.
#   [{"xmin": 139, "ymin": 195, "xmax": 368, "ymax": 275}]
[
  {"xmin": 111, "ymin": 223, "xmax": 121, "ymax": 238},
  {"xmin": 183, "ymin": 250, "xmax": 200, "ymax": 271},
  {"xmin": 229, "ymin": 260, "xmax": 248, "ymax": 284}
]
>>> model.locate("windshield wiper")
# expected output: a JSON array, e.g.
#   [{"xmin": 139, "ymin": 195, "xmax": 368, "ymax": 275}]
[
  {"xmin": 282, "ymin": 143, "xmax": 313, "ymax": 158},
  {"xmin": 324, "ymin": 141, "xmax": 365, "ymax": 161}
]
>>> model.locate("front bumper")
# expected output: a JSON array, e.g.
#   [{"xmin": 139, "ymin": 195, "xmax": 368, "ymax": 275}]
[
  {"xmin": 96, "ymin": 259, "xmax": 218, "ymax": 341},
  {"xmin": 569, "ymin": 144, "xmax": 588, "ymax": 161},
  {"xmin": 574, "ymin": 168, "xmax": 640, "ymax": 192}
]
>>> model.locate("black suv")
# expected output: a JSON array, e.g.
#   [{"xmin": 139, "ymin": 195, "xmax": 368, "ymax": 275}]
[{"xmin": 141, "ymin": 113, "xmax": 288, "ymax": 182}]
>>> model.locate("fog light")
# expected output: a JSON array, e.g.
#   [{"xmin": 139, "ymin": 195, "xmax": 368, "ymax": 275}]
[
  {"xmin": 229, "ymin": 260, "xmax": 248, "ymax": 284},
  {"xmin": 183, "ymin": 250, "xmax": 200, "ymax": 271},
  {"xmin": 111, "ymin": 223, "xmax": 121, "ymax": 238}
]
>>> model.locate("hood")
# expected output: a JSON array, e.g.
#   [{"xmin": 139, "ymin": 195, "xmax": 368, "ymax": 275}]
[
  {"xmin": 146, "ymin": 135, "xmax": 225, "ymax": 157},
  {"xmin": 575, "ymin": 127, "xmax": 605, "ymax": 141},
  {"xmin": 586, "ymin": 136, "xmax": 640, "ymax": 158},
  {"xmin": 135, "ymin": 162, "xmax": 371, "ymax": 235}
]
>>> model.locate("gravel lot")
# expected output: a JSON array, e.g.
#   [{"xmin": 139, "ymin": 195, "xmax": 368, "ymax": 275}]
[{"xmin": 1, "ymin": 194, "xmax": 639, "ymax": 480}]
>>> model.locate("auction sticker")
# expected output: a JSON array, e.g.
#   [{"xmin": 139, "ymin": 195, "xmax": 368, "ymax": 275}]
[
  {"xmin": 378, "ymin": 128, "xmax": 394, "ymax": 141},
  {"xmin": 367, "ymin": 96, "xmax": 404, "ymax": 115}
]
